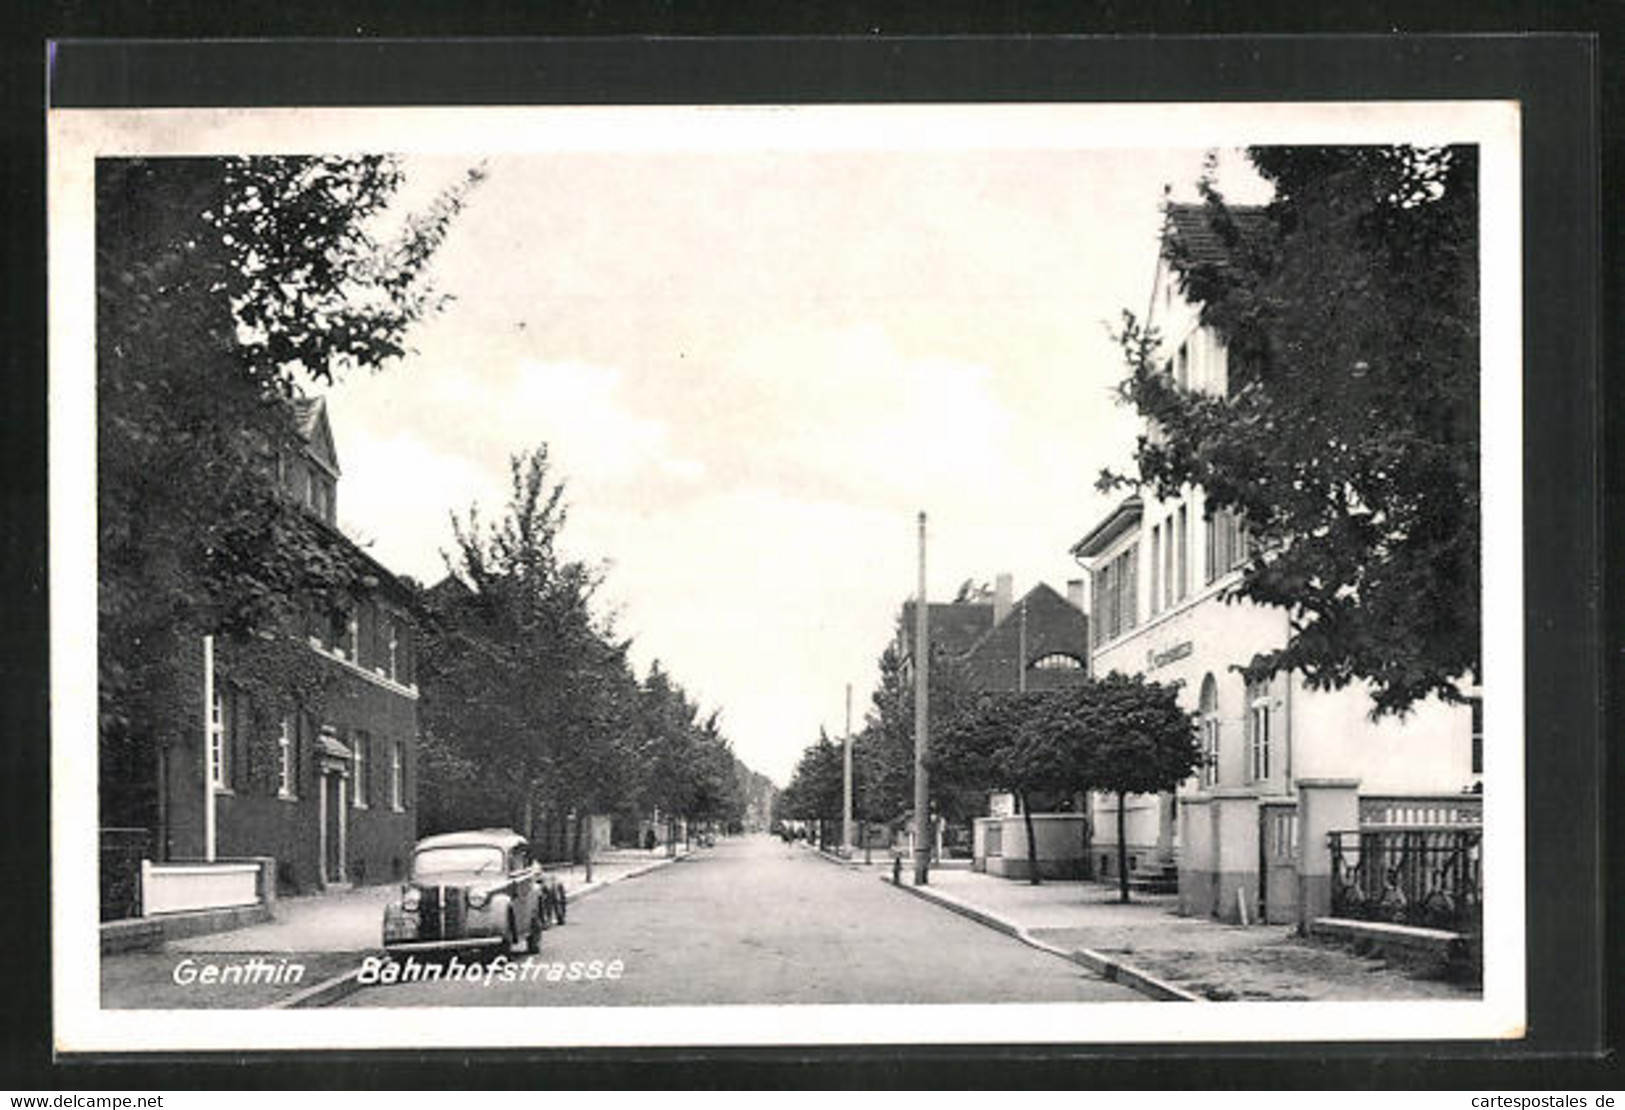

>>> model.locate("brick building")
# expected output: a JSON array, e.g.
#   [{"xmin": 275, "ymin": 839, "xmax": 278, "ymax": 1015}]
[
  {"xmin": 138, "ymin": 397, "xmax": 421, "ymax": 894},
  {"xmin": 898, "ymin": 574, "xmax": 1092, "ymax": 872},
  {"xmin": 898, "ymin": 573, "xmax": 1089, "ymax": 695}
]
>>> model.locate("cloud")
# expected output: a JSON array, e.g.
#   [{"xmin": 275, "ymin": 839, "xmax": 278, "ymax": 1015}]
[{"xmin": 508, "ymin": 358, "xmax": 700, "ymax": 489}]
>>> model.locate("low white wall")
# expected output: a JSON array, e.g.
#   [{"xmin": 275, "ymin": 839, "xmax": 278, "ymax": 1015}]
[
  {"xmin": 976, "ymin": 814, "xmax": 1090, "ymax": 879},
  {"xmin": 141, "ymin": 860, "xmax": 262, "ymax": 916}
]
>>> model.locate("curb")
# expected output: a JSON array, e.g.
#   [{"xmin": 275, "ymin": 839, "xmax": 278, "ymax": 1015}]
[
  {"xmin": 880, "ymin": 873, "xmax": 1203, "ymax": 1003},
  {"xmin": 809, "ymin": 845, "xmax": 864, "ymax": 870},
  {"xmin": 270, "ymin": 855, "xmax": 686, "ymax": 1009}
]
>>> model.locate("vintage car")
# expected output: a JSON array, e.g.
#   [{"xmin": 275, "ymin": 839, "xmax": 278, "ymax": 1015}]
[{"xmin": 381, "ymin": 829, "xmax": 564, "ymax": 954}]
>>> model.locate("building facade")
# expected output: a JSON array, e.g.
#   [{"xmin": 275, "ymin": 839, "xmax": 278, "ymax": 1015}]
[
  {"xmin": 1070, "ymin": 204, "xmax": 1478, "ymax": 914},
  {"xmin": 143, "ymin": 398, "xmax": 421, "ymax": 894}
]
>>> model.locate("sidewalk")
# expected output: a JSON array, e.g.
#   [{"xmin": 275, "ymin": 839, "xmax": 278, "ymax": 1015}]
[
  {"xmin": 822, "ymin": 848, "xmax": 1478, "ymax": 1002},
  {"xmin": 101, "ymin": 850, "xmax": 685, "ymax": 1009}
]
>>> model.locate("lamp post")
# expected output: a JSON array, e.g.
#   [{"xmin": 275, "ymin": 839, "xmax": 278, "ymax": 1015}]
[
  {"xmin": 913, "ymin": 511, "xmax": 930, "ymax": 886},
  {"xmin": 842, "ymin": 683, "xmax": 854, "ymax": 857}
]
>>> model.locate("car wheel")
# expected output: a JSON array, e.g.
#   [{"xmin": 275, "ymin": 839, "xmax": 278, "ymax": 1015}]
[
  {"xmin": 553, "ymin": 886, "xmax": 567, "ymax": 926},
  {"xmin": 526, "ymin": 907, "xmax": 542, "ymax": 954}
]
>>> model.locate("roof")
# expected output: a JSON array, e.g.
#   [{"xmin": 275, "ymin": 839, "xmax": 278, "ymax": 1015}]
[
  {"xmin": 414, "ymin": 829, "xmax": 527, "ymax": 852},
  {"xmin": 1162, "ymin": 202, "xmax": 1270, "ymax": 269},
  {"xmin": 1070, "ymin": 495, "xmax": 1144, "ymax": 560},
  {"xmin": 289, "ymin": 395, "xmax": 340, "ymax": 477},
  {"xmin": 899, "ymin": 601, "xmax": 994, "ymax": 660},
  {"xmin": 961, "ymin": 583, "xmax": 1088, "ymax": 692}
]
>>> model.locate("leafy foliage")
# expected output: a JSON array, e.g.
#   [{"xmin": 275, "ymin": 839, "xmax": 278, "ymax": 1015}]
[
  {"xmin": 776, "ymin": 729, "xmax": 845, "ymax": 837},
  {"xmin": 1105, "ymin": 146, "xmax": 1479, "ymax": 715},
  {"xmin": 419, "ymin": 456, "xmax": 754, "ymax": 849},
  {"xmin": 932, "ymin": 674, "xmax": 1199, "ymax": 896},
  {"xmin": 854, "ymin": 632, "xmax": 980, "ymax": 827},
  {"xmin": 97, "ymin": 155, "xmax": 483, "ymax": 819}
]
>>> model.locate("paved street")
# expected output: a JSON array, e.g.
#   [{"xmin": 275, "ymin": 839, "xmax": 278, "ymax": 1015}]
[{"xmin": 336, "ymin": 834, "xmax": 1143, "ymax": 1006}]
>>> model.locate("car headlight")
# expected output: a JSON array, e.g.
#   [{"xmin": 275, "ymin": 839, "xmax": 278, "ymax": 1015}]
[
  {"xmin": 402, "ymin": 888, "xmax": 420, "ymax": 912},
  {"xmin": 467, "ymin": 888, "xmax": 491, "ymax": 910}
]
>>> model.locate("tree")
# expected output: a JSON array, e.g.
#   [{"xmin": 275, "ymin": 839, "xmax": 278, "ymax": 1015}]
[
  {"xmin": 97, "ymin": 155, "xmax": 482, "ymax": 828},
  {"xmin": 1106, "ymin": 146, "xmax": 1479, "ymax": 716},
  {"xmin": 419, "ymin": 447, "xmax": 631, "ymax": 843},
  {"xmin": 1054, "ymin": 673, "xmax": 1201, "ymax": 903},
  {"xmin": 778, "ymin": 731, "xmax": 844, "ymax": 847},
  {"xmin": 860, "ymin": 632, "xmax": 979, "ymax": 850},
  {"xmin": 931, "ymin": 691, "xmax": 1081, "ymax": 885}
]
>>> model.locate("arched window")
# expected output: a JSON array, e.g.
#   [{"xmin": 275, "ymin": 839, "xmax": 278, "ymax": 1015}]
[
  {"xmin": 1199, "ymin": 674, "xmax": 1220, "ymax": 787},
  {"xmin": 1031, "ymin": 653, "xmax": 1083, "ymax": 671}
]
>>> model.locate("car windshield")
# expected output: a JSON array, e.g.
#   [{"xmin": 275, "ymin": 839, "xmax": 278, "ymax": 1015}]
[{"xmin": 412, "ymin": 846, "xmax": 506, "ymax": 878}]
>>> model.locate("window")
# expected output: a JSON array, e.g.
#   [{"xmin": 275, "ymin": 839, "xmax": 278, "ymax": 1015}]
[
  {"xmin": 386, "ymin": 616, "xmax": 399, "ymax": 682},
  {"xmin": 1248, "ymin": 679, "xmax": 1272, "ymax": 782},
  {"xmin": 1176, "ymin": 505, "xmax": 1189, "ymax": 601},
  {"xmin": 1204, "ymin": 509, "xmax": 1216, "ymax": 584},
  {"xmin": 1175, "ymin": 341, "xmax": 1190, "ymax": 390},
  {"xmin": 324, "ymin": 606, "xmax": 347, "ymax": 656},
  {"xmin": 209, "ymin": 688, "xmax": 226, "ymax": 788},
  {"xmin": 391, "ymin": 738, "xmax": 405, "ymax": 810},
  {"xmin": 277, "ymin": 718, "xmax": 295, "ymax": 798},
  {"xmin": 1206, "ymin": 508, "xmax": 1246, "ymax": 584},
  {"xmin": 1199, "ymin": 675, "xmax": 1220, "ymax": 787},
  {"xmin": 1032, "ymin": 653, "xmax": 1083, "ymax": 671},
  {"xmin": 1092, "ymin": 542, "xmax": 1139, "ymax": 647},
  {"xmin": 1162, "ymin": 514, "xmax": 1175, "ymax": 610},
  {"xmin": 317, "ymin": 477, "xmax": 335, "ymax": 524},
  {"xmin": 346, "ymin": 611, "xmax": 359, "ymax": 663},
  {"xmin": 1149, "ymin": 526, "xmax": 1162, "ymax": 615},
  {"xmin": 353, "ymin": 730, "xmax": 369, "ymax": 808}
]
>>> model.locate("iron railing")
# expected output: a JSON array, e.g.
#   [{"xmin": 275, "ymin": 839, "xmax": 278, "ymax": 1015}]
[{"xmin": 1329, "ymin": 826, "xmax": 1481, "ymax": 934}]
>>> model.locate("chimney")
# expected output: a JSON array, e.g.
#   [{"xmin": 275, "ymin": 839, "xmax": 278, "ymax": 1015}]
[
  {"xmin": 993, "ymin": 573, "xmax": 1014, "ymax": 624},
  {"xmin": 1066, "ymin": 578, "xmax": 1087, "ymax": 613}
]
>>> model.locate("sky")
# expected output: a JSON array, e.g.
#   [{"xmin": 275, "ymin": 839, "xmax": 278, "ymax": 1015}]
[{"xmin": 319, "ymin": 132, "xmax": 1274, "ymax": 785}]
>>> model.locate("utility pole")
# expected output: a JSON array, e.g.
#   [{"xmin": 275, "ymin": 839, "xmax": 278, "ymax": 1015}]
[
  {"xmin": 203, "ymin": 634, "xmax": 216, "ymax": 863},
  {"xmin": 842, "ymin": 683, "xmax": 853, "ymax": 857},
  {"xmin": 1018, "ymin": 598, "xmax": 1028, "ymax": 694},
  {"xmin": 913, "ymin": 511, "xmax": 930, "ymax": 885}
]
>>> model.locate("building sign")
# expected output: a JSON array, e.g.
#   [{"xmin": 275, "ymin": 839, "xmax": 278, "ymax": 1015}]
[{"xmin": 1146, "ymin": 640, "xmax": 1193, "ymax": 671}]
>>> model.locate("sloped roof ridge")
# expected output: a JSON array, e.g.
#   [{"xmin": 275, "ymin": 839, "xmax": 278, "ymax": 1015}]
[
  {"xmin": 1162, "ymin": 201, "xmax": 1271, "ymax": 268},
  {"xmin": 962, "ymin": 581, "xmax": 1077, "ymax": 656}
]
